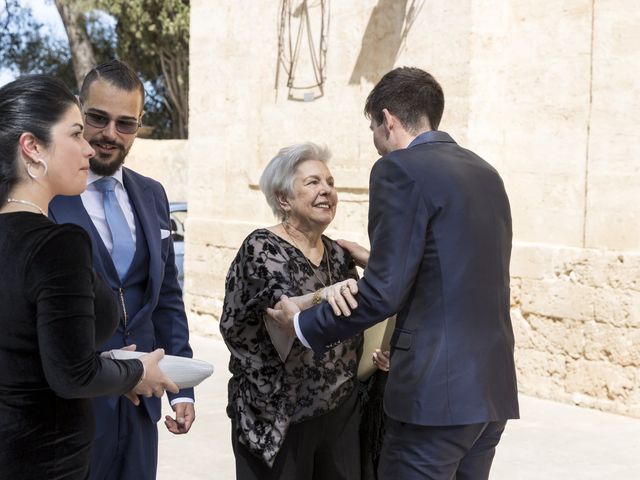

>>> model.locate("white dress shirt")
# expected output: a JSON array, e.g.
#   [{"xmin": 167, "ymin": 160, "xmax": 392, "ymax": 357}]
[{"xmin": 293, "ymin": 312, "xmax": 311, "ymax": 348}]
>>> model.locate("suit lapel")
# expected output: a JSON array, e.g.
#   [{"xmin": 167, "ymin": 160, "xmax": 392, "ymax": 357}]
[{"xmin": 122, "ymin": 168, "xmax": 161, "ymax": 314}]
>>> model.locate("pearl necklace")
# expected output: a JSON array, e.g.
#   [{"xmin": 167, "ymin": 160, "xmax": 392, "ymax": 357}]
[{"xmin": 6, "ymin": 198, "xmax": 46, "ymax": 216}]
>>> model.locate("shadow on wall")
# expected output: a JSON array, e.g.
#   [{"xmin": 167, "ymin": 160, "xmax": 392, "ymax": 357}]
[{"xmin": 349, "ymin": 0, "xmax": 425, "ymax": 85}]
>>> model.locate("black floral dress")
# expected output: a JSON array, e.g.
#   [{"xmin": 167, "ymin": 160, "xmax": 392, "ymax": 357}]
[{"xmin": 220, "ymin": 229, "xmax": 361, "ymax": 467}]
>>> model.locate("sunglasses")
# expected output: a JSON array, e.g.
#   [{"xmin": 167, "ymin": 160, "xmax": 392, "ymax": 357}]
[{"xmin": 84, "ymin": 112, "xmax": 141, "ymax": 134}]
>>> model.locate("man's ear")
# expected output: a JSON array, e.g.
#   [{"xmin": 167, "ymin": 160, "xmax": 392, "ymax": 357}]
[{"xmin": 381, "ymin": 108, "xmax": 396, "ymax": 131}]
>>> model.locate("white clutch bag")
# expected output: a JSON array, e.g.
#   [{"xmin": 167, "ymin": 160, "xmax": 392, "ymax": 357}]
[{"xmin": 107, "ymin": 350, "xmax": 214, "ymax": 389}]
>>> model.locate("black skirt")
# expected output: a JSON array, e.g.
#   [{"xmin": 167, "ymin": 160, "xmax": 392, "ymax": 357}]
[{"xmin": 360, "ymin": 370, "xmax": 388, "ymax": 480}]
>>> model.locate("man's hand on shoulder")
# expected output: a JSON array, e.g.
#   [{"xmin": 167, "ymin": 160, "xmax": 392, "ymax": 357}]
[
  {"xmin": 336, "ymin": 239, "xmax": 370, "ymax": 268},
  {"xmin": 164, "ymin": 401, "xmax": 195, "ymax": 434}
]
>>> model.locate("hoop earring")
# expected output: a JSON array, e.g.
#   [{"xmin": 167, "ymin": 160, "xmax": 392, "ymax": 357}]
[{"xmin": 27, "ymin": 159, "xmax": 48, "ymax": 179}]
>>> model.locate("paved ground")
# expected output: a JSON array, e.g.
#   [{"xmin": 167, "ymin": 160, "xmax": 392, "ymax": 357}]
[{"xmin": 158, "ymin": 334, "xmax": 640, "ymax": 479}]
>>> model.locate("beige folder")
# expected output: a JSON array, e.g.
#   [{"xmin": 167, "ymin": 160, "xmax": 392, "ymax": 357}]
[{"xmin": 357, "ymin": 315, "xmax": 396, "ymax": 381}]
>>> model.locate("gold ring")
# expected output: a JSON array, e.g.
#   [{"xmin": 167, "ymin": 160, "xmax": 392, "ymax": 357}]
[{"xmin": 340, "ymin": 285, "xmax": 348, "ymax": 293}]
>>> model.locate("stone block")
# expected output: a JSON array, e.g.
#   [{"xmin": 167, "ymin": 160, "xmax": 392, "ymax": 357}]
[
  {"xmin": 565, "ymin": 360, "xmax": 636, "ymax": 400},
  {"xmin": 515, "ymin": 348, "xmax": 567, "ymax": 396},
  {"xmin": 583, "ymin": 322, "xmax": 640, "ymax": 366},
  {"xmin": 585, "ymin": 0, "xmax": 640, "ymax": 251},
  {"xmin": 593, "ymin": 289, "xmax": 639, "ymax": 328},
  {"xmin": 511, "ymin": 243, "xmax": 554, "ymax": 280},
  {"xmin": 519, "ymin": 278, "xmax": 596, "ymax": 322},
  {"xmin": 126, "ymin": 139, "xmax": 188, "ymax": 202}
]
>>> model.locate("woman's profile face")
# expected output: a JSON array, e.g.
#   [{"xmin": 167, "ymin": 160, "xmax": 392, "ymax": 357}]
[
  {"xmin": 285, "ymin": 159, "xmax": 338, "ymax": 229},
  {"xmin": 41, "ymin": 105, "xmax": 95, "ymax": 197}
]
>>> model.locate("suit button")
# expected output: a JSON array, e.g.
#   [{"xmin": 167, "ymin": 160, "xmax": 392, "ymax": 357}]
[{"xmin": 125, "ymin": 331, "xmax": 131, "ymax": 337}]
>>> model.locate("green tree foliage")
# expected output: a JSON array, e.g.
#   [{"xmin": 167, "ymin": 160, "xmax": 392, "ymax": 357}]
[
  {"xmin": 96, "ymin": 0, "xmax": 189, "ymax": 138},
  {"xmin": 0, "ymin": 0, "xmax": 77, "ymax": 85},
  {"xmin": 0, "ymin": 0, "xmax": 189, "ymax": 139}
]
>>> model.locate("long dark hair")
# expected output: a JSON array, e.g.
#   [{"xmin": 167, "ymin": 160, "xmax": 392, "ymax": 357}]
[{"xmin": 0, "ymin": 75, "xmax": 79, "ymax": 205}]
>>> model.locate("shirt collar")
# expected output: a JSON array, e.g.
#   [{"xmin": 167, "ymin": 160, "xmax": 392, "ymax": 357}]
[
  {"xmin": 87, "ymin": 167, "xmax": 124, "ymax": 187},
  {"xmin": 407, "ymin": 130, "xmax": 456, "ymax": 149}
]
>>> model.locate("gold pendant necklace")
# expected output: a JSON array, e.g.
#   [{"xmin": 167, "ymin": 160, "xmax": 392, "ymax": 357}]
[{"xmin": 282, "ymin": 222, "xmax": 332, "ymax": 288}]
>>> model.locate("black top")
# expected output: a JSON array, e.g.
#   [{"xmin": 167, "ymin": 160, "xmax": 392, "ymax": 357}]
[
  {"xmin": 0, "ymin": 212, "xmax": 144, "ymax": 479},
  {"xmin": 220, "ymin": 229, "xmax": 360, "ymax": 467}
]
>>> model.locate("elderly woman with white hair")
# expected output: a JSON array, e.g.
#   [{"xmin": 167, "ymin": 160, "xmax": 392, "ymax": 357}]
[{"xmin": 220, "ymin": 142, "xmax": 365, "ymax": 479}]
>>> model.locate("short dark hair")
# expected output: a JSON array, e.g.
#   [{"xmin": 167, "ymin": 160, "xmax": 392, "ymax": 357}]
[
  {"xmin": 364, "ymin": 67, "xmax": 445, "ymax": 132},
  {"xmin": 0, "ymin": 75, "xmax": 79, "ymax": 205},
  {"xmin": 79, "ymin": 59, "xmax": 145, "ymax": 106}
]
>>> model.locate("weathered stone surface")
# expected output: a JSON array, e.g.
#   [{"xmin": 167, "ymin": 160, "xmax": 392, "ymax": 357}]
[
  {"xmin": 126, "ymin": 139, "xmax": 188, "ymax": 202},
  {"xmin": 585, "ymin": 0, "xmax": 640, "ymax": 250},
  {"xmin": 511, "ymin": 244, "xmax": 640, "ymax": 417}
]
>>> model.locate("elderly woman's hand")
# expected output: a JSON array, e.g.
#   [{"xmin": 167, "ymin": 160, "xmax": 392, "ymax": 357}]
[
  {"xmin": 266, "ymin": 295, "xmax": 300, "ymax": 337},
  {"xmin": 321, "ymin": 278, "xmax": 358, "ymax": 316},
  {"xmin": 372, "ymin": 349, "xmax": 390, "ymax": 372}
]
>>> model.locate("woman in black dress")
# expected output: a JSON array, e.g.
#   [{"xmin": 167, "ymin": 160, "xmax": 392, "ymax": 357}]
[
  {"xmin": 0, "ymin": 75, "xmax": 177, "ymax": 479},
  {"xmin": 220, "ymin": 143, "xmax": 365, "ymax": 479}
]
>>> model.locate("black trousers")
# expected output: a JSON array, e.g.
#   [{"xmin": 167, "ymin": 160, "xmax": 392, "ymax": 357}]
[
  {"xmin": 232, "ymin": 388, "xmax": 361, "ymax": 480},
  {"xmin": 378, "ymin": 419, "xmax": 507, "ymax": 480}
]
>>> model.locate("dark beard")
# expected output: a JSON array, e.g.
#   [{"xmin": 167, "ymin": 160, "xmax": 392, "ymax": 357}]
[{"xmin": 89, "ymin": 148, "xmax": 128, "ymax": 176}]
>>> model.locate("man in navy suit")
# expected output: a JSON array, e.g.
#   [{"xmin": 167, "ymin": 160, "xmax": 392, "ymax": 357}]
[
  {"xmin": 268, "ymin": 67, "xmax": 519, "ymax": 479},
  {"xmin": 49, "ymin": 60, "xmax": 194, "ymax": 480}
]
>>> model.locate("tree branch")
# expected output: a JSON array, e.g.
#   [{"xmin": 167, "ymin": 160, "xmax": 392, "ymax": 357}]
[{"xmin": 54, "ymin": 0, "xmax": 96, "ymax": 90}]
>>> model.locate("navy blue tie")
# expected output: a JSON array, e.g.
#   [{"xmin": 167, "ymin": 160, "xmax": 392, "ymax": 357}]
[{"xmin": 94, "ymin": 177, "xmax": 135, "ymax": 280}]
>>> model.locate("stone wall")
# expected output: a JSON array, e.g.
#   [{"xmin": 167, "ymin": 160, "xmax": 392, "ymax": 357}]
[
  {"xmin": 126, "ymin": 139, "xmax": 188, "ymax": 202},
  {"xmin": 512, "ymin": 245, "xmax": 640, "ymax": 417},
  {"xmin": 186, "ymin": 0, "xmax": 640, "ymax": 416}
]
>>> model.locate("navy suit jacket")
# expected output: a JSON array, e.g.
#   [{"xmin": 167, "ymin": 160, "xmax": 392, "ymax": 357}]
[
  {"xmin": 49, "ymin": 167, "xmax": 193, "ymax": 433},
  {"xmin": 298, "ymin": 131, "xmax": 519, "ymax": 426}
]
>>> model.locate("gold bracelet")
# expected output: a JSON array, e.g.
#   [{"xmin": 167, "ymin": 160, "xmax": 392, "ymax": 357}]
[{"xmin": 312, "ymin": 288, "xmax": 324, "ymax": 305}]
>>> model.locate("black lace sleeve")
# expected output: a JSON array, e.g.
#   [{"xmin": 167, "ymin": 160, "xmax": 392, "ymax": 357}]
[{"xmin": 220, "ymin": 230, "xmax": 290, "ymax": 361}]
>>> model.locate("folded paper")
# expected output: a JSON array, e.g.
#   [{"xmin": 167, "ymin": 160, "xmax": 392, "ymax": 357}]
[{"xmin": 108, "ymin": 350, "xmax": 214, "ymax": 388}]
